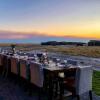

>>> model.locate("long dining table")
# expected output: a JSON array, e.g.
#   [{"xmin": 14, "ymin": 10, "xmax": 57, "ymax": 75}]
[{"xmin": 0, "ymin": 53, "xmax": 81, "ymax": 100}]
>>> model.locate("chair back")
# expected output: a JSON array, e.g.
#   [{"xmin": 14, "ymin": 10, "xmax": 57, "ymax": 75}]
[
  {"xmin": 30, "ymin": 62, "xmax": 44, "ymax": 88},
  {"xmin": 75, "ymin": 66, "xmax": 93, "ymax": 95},
  {"xmin": 0, "ymin": 54, "xmax": 3, "ymax": 66},
  {"xmin": 20, "ymin": 59, "xmax": 27, "ymax": 79},
  {"xmin": 11, "ymin": 57, "xmax": 19, "ymax": 74},
  {"xmin": 2, "ymin": 55, "xmax": 8, "ymax": 67}
]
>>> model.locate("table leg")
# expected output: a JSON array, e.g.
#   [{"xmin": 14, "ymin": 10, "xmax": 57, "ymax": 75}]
[{"xmin": 59, "ymin": 78, "xmax": 64, "ymax": 100}]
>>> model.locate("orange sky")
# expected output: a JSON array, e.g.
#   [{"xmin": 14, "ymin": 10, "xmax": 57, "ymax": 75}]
[{"xmin": 0, "ymin": 19, "xmax": 100, "ymax": 39}]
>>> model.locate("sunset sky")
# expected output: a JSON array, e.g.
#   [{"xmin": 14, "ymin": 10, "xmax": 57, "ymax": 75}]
[{"xmin": 0, "ymin": 0, "xmax": 100, "ymax": 43}]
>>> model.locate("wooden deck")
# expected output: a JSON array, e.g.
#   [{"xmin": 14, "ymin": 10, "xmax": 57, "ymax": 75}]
[{"xmin": 0, "ymin": 77, "xmax": 99, "ymax": 100}]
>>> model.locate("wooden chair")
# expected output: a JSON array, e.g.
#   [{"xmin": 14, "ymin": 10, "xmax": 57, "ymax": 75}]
[
  {"xmin": 20, "ymin": 59, "xmax": 27, "ymax": 79},
  {"xmin": 0, "ymin": 54, "xmax": 3, "ymax": 74},
  {"xmin": 19, "ymin": 59, "xmax": 30, "ymax": 91},
  {"xmin": 29, "ymin": 62, "xmax": 44, "ymax": 100},
  {"xmin": 10, "ymin": 57, "xmax": 20, "ymax": 80},
  {"xmin": 2, "ymin": 55, "xmax": 8, "ymax": 77},
  {"xmin": 0, "ymin": 54, "xmax": 3, "ymax": 66},
  {"xmin": 61, "ymin": 66, "xmax": 93, "ymax": 100},
  {"xmin": 11, "ymin": 57, "xmax": 18, "ymax": 74}
]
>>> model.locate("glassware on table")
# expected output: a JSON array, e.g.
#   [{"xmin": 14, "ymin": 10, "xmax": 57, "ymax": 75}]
[
  {"xmin": 63, "ymin": 60, "xmax": 67, "ymax": 63},
  {"xmin": 48, "ymin": 60, "xmax": 56, "ymax": 67}
]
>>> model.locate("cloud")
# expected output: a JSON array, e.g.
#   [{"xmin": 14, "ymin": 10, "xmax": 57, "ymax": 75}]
[
  {"xmin": 0, "ymin": 30, "xmax": 99, "ymax": 40},
  {"xmin": 0, "ymin": 30, "xmax": 97, "ymax": 43},
  {"xmin": 0, "ymin": 30, "xmax": 65, "ymax": 39},
  {"xmin": 0, "ymin": 30, "xmax": 38, "ymax": 39}
]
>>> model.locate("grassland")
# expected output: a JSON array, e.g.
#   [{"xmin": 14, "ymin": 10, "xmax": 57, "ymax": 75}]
[
  {"xmin": 42, "ymin": 46, "xmax": 100, "ymax": 58},
  {"xmin": 93, "ymin": 71, "xmax": 100, "ymax": 96},
  {"xmin": 16, "ymin": 45, "xmax": 100, "ymax": 58},
  {"xmin": 1, "ymin": 43, "xmax": 100, "ymax": 58}
]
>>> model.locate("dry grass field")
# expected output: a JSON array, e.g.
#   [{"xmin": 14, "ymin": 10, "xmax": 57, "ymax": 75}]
[
  {"xmin": 0, "ymin": 43, "xmax": 100, "ymax": 58},
  {"xmin": 44, "ymin": 46, "xmax": 100, "ymax": 58},
  {"xmin": 16, "ymin": 45, "xmax": 100, "ymax": 58}
]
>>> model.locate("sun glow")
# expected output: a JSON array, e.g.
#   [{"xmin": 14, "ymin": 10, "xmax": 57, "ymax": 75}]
[{"xmin": 0, "ymin": 19, "xmax": 100, "ymax": 39}]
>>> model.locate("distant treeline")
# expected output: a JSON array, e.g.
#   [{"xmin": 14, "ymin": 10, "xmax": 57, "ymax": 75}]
[
  {"xmin": 41, "ymin": 41, "xmax": 86, "ymax": 46},
  {"xmin": 88, "ymin": 40, "xmax": 100, "ymax": 46}
]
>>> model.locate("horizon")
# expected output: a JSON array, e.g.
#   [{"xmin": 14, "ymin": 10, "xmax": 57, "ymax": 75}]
[{"xmin": 0, "ymin": 0, "xmax": 100, "ymax": 43}]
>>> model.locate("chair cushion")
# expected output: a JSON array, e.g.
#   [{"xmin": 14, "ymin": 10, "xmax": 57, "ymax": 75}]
[{"xmin": 64, "ymin": 77, "xmax": 75, "ymax": 87}]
